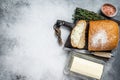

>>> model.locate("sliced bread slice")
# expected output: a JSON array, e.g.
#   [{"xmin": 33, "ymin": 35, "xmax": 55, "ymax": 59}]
[{"xmin": 71, "ymin": 20, "xmax": 87, "ymax": 49}]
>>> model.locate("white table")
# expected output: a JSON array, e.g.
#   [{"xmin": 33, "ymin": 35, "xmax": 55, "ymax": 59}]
[{"xmin": 0, "ymin": 0, "xmax": 120, "ymax": 80}]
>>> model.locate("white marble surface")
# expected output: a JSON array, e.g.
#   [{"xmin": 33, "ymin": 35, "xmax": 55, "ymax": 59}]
[{"xmin": 0, "ymin": 0, "xmax": 120, "ymax": 80}]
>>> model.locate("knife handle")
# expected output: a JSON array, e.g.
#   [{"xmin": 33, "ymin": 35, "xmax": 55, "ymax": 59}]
[{"xmin": 93, "ymin": 52, "xmax": 112, "ymax": 58}]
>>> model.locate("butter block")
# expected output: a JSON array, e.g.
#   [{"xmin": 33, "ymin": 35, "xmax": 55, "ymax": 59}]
[{"xmin": 70, "ymin": 56, "xmax": 104, "ymax": 79}]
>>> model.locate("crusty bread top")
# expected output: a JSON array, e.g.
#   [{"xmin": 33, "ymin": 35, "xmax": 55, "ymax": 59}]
[
  {"xmin": 71, "ymin": 20, "xmax": 87, "ymax": 49},
  {"xmin": 88, "ymin": 20, "xmax": 119, "ymax": 51}
]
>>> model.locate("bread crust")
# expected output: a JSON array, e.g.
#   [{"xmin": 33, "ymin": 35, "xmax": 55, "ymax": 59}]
[
  {"xmin": 71, "ymin": 20, "xmax": 87, "ymax": 49},
  {"xmin": 88, "ymin": 20, "xmax": 119, "ymax": 51}
]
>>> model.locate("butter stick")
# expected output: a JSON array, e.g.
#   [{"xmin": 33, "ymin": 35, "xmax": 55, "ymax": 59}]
[{"xmin": 70, "ymin": 56, "xmax": 104, "ymax": 79}]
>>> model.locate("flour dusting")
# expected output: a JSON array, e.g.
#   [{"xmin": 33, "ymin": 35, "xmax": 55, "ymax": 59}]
[{"xmin": 92, "ymin": 30, "xmax": 108, "ymax": 47}]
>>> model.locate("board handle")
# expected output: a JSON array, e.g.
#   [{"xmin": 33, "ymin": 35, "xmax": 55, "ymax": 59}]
[{"xmin": 53, "ymin": 20, "xmax": 74, "ymax": 45}]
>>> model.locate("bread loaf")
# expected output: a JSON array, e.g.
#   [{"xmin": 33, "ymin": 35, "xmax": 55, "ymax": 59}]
[
  {"xmin": 71, "ymin": 20, "xmax": 87, "ymax": 49},
  {"xmin": 88, "ymin": 20, "xmax": 119, "ymax": 51}
]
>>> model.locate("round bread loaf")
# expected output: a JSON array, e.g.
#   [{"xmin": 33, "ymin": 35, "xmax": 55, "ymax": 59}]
[{"xmin": 88, "ymin": 20, "xmax": 119, "ymax": 51}]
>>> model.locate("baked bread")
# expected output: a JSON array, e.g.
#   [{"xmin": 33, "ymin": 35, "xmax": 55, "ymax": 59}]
[
  {"xmin": 71, "ymin": 20, "xmax": 87, "ymax": 49},
  {"xmin": 88, "ymin": 20, "xmax": 119, "ymax": 51}
]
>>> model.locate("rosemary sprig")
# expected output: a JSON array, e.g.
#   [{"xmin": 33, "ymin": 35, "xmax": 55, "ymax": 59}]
[{"xmin": 73, "ymin": 8, "xmax": 105, "ymax": 22}]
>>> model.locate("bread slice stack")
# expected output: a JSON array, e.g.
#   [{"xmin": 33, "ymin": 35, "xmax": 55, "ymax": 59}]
[{"xmin": 71, "ymin": 20, "xmax": 87, "ymax": 49}]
